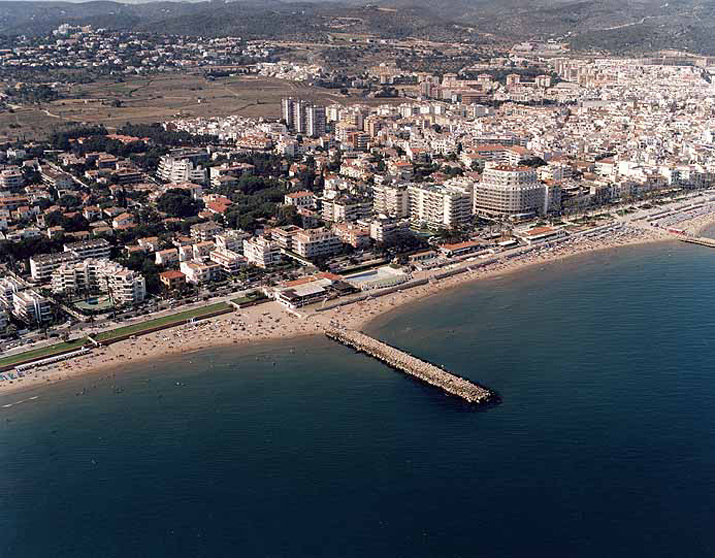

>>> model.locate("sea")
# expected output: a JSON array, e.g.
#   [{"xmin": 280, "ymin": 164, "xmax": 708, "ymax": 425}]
[{"xmin": 2, "ymin": 239, "xmax": 715, "ymax": 558}]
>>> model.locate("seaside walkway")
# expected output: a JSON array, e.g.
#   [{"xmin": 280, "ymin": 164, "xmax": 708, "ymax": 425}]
[{"xmin": 325, "ymin": 327, "xmax": 497, "ymax": 406}]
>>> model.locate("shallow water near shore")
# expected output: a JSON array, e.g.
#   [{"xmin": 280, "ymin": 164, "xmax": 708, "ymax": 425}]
[{"xmin": 2, "ymin": 240, "xmax": 715, "ymax": 557}]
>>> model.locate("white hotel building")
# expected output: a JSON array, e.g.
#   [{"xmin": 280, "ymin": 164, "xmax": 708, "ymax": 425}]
[{"xmin": 474, "ymin": 165, "xmax": 546, "ymax": 219}]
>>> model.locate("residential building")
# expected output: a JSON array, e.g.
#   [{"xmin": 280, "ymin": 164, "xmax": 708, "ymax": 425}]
[
  {"xmin": 334, "ymin": 222, "xmax": 371, "ymax": 249},
  {"xmin": 368, "ymin": 217, "xmax": 411, "ymax": 244},
  {"xmin": 322, "ymin": 197, "xmax": 372, "ymax": 223},
  {"xmin": 180, "ymin": 260, "xmax": 221, "ymax": 284},
  {"xmin": 243, "ymin": 236, "xmax": 282, "ymax": 268},
  {"xmin": 108, "ymin": 267, "xmax": 147, "ymax": 306},
  {"xmin": 190, "ymin": 221, "xmax": 223, "ymax": 242},
  {"xmin": 112, "ymin": 212, "xmax": 135, "ymax": 230},
  {"xmin": 209, "ymin": 162, "xmax": 254, "ymax": 187},
  {"xmin": 155, "ymin": 248, "xmax": 180, "ymax": 267},
  {"xmin": 373, "ymin": 182, "xmax": 410, "ymax": 218},
  {"xmin": 215, "ymin": 230, "xmax": 250, "ymax": 253},
  {"xmin": 12, "ymin": 290, "xmax": 52, "ymax": 325},
  {"xmin": 407, "ymin": 183, "xmax": 472, "ymax": 229},
  {"xmin": 178, "ymin": 245, "xmax": 194, "ymax": 262},
  {"xmin": 0, "ymin": 276, "xmax": 25, "ymax": 310},
  {"xmin": 30, "ymin": 251, "xmax": 79, "ymax": 282},
  {"xmin": 40, "ymin": 167, "xmax": 74, "ymax": 191},
  {"xmin": 282, "ymin": 98, "xmax": 326, "ymax": 137},
  {"xmin": 474, "ymin": 165, "xmax": 546, "ymax": 218},
  {"xmin": 209, "ymin": 248, "xmax": 247, "ymax": 275},
  {"xmin": 63, "ymin": 238, "xmax": 111, "ymax": 260},
  {"xmin": 270, "ymin": 225, "xmax": 302, "ymax": 251},
  {"xmin": 157, "ymin": 155, "xmax": 207, "ymax": 184},
  {"xmin": 163, "ymin": 182, "xmax": 203, "ymax": 200},
  {"xmin": 0, "ymin": 168, "xmax": 24, "ymax": 189},
  {"xmin": 284, "ymin": 191, "xmax": 315, "ymax": 209},
  {"xmin": 293, "ymin": 228, "xmax": 342, "ymax": 260},
  {"xmin": 137, "ymin": 237, "xmax": 160, "ymax": 252},
  {"xmin": 305, "ymin": 104, "xmax": 327, "ymax": 138},
  {"xmin": 192, "ymin": 241, "xmax": 215, "ymax": 261},
  {"xmin": 51, "ymin": 259, "xmax": 146, "ymax": 306},
  {"xmin": 159, "ymin": 270, "xmax": 186, "ymax": 291},
  {"xmin": 282, "ymin": 97, "xmax": 297, "ymax": 129}
]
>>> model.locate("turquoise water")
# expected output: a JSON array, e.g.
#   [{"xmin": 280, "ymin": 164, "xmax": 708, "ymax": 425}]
[{"xmin": 2, "ymin": 241, "xmax": 715, "ymax": 557}]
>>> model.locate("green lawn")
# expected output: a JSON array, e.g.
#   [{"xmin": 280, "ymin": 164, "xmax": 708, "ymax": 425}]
[
  {"xmin": 95, "ymin": 302, "xmax": 232, "ymax": 343},
  {"xmin": 0, "ymin": 302, "xmax": 234, "ymax": 368},
  {"xmin": 0, "ymin": 337, "xmax": 89, "ymax": 368},
  {"xmin": 230, "ymin": 291, "xmax": 268, "ymax": 306}
]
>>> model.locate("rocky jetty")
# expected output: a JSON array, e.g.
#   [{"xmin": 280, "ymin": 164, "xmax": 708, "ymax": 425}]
[{"xmin": 325, "ymin": 327, "xmax": 497, "ymax": 406}]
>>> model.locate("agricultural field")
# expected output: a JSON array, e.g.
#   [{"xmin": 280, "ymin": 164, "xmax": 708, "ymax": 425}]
[{"xmin": 0, "ymin": 73, "xmax": 403, "ymax": 142}]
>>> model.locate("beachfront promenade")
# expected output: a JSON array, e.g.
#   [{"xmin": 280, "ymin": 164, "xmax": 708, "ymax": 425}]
[{"xmin": 325, "ymin": 327, "xmax": 497, "ymax": 405}]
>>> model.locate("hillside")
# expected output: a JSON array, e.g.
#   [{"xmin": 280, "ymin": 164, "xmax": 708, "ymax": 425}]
[
  {"xmin": 0, "ymin": 0, "xmax": 714, "ymax": 54},
  {"xmin": 0, "ymin": 0, "xmax": 477, "ymax": 42}
]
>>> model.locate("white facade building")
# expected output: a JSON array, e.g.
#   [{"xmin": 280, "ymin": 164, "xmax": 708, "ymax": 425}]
[
  {"xmin": 407, "ymin": 183, "xmax": 472, "ymax": 229},
  {"xmin": 12, "ymin": 290, "xmax": 52, "ymax": 324},
  {"xmin": 243, "ymin": 236, "xmax": 283, "ymax": 269},
  {"xmin": 209, "ymin": 248, "xmax": 247, "ymax": 275},
  {"xmin": 293, "ymin": 228, "xmax": 342, "ymax": 260},
  {"xmin": 51, "ymin": 259, "xmax": 146, "ymax": 306},
  {"xmin": 157, "ymin": 156, "xmax": 207, "ymax": 184},
  {"xmin": 373, "ymin": 183, "xmax": 410, "ymax": 218},
  {"xmin": 474, "ymin": 165, "xmax": 545, "ymax": 218}
]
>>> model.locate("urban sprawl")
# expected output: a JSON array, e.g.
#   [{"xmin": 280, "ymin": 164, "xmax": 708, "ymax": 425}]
[{"xmin": 2, "ymin": 24, "xmax": 715, "ymax": 382}]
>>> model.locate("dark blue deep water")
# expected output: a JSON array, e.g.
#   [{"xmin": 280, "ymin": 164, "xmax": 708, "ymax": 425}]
[{"xmin": 2, "ymin": 241, "xmax": 715, "ymax": 557}]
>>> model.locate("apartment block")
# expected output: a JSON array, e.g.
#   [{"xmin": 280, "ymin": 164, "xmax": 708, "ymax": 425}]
[
  {"xmin": 157, "ymin": 155, "xmax": 207, "ymax": 184},
  {"xmin": 372, "ymin": 182, "xmax": 410, "ymax": 218},
  {"xmin": 51, "ymin": 259, "xmax": 146, "ymax": 306},
  {"xmin": 63, "ymin": 239, "xmax": 112, "ymax": 260},
  {"xmin": 243, "ymin": 236, "xmax": 283, "ymax": 269},
  {"xmin": 155, "ymin": 248, "xmax": 180, "ymax": 267},
  {"xmin": 215, "ymin": 230, "xmax": 250, "ymax": 253},
  {"xmin": 322, "ymin": 197, "xmax": 372, "ymax": 223},
  {"xmin": 190, "ymin": 222, "xmax": 223, "ymax": 243},
  {"xmin": 333, "ymin": 222, "xmax": 371, "ymax": 249},
  {"xmin": 180, "ymin": 261, "xmax": 222, "ymax": 285},
  {"xmin": 209, "ymin": 248, "xmax": 247, "ymax": 275},
  {"xmin": 12, "ymin": 290, "xmax": 52, "ymax": 325},
  {"xmin": 284, "ymin": 190, "xmax": 316, "ymax": 209},
  {"xmin": 407, "ymin": 183, "xmax": 472, "ymax": 229},
  {"xmin": 474, "ymin": 165, "xmax": 545, "ymax": 219},
  {"xmin": 0, "ymin": 168, "xmax": 24, "ymax": 190},
  {"xmin": 293, "ymin": 228, "xmax": 342, "ymax": 260},
  {"xmin": 282, "ymin": 98, "xmax": 327, "ymax": 138},
  {"xmin": 368, "ymin": 217, "xmax": 411, "ymax": 244}
]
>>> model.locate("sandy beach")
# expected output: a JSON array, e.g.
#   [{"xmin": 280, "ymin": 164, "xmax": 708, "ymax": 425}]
[{"xmin": 0, "ymin": 218, "xmax": 703, "ymax": 398}]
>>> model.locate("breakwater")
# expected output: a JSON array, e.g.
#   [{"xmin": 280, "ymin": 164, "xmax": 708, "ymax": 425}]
[
  {"xmin": 325, "ymin": 327, "xmax": 496, "ymax": 405},
  {"xmin": 679, "ymin": 235, "xmax": 715, "ymax": 249}
]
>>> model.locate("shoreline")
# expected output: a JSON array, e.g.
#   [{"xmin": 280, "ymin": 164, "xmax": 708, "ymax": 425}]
[
  {"xmin": 15, "ymin": 198, "xmax": 715, "ymax": 400},
  {"xmin": 0, "ymin": 224, "xmax": 679, "ymax": 400}
]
